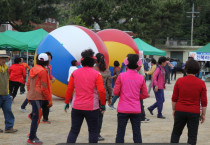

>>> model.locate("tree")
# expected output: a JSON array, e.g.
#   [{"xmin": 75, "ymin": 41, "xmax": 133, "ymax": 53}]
[
  {"xmin": 58, "ymin": 2, "xmax": 86, "ymax": 27},
  {"xmin": 68, "ymin": 0, "xmax": 118, "ymax": 29},
  {"xmin": 178, "ymin": 0, "xmax": 210, "ymax": 45},
  {"xmin": 59, "ymin": 0, "xmax": 210, "ymax": 46},
  {"xmin": 109, "ymin": 0, "xmax": 185, "ymax": 46},
  {"xmin": 192, "ymin": 0, "xmax": 210, "ymax": 45},
  {"xmin": 0, "ymin": 0, "xmax": 60, "ymax": 31}
]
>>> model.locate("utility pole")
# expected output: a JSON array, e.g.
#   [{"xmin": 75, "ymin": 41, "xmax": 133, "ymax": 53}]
[{"xmin": 186, "ymin": 3, "xmax": 199, "ymax": 46}]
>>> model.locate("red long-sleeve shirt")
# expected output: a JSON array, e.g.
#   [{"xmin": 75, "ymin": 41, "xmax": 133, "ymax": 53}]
[
  {"xmin": 172, "ymin": 75, "xmax": 207, "ymax": 114},
  {"xmin": 9, "ymin": 64, "xmax": 26, "ymax": 84}
]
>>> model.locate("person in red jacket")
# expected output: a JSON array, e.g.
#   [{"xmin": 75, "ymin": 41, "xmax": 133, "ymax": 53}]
[
  {"xmin": 9, "ymin": 57, "xmax": 26, "ymax": 101},
  {"xmin": 20, "ymin": 57, "xmax": 30, "ymax": 94},
  {"xmin": 170, "ymin": 59, "xmax": 207, "ymax": 145},
  {"xmin": 64, "ymin": 49, "xmax": 106, "ymax": 143},
  {"xmin": 26, "ymin": 53, "xmax": 52, "ymax": 145}
]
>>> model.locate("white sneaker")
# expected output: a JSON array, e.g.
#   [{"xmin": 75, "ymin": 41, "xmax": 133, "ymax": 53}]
[
  {"xmin": 141, "ymin": 118, "xmax": 150, "ymax": 123},
  {"xmin": 19, "ymin": 108, "xmax": 27, "ymax": 113}
]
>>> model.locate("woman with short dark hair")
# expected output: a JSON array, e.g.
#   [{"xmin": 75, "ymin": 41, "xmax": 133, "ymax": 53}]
[
  {"xmin": 113, "ymin": 54, "xmax": 148, "ymax": 143},
  {"xmin": 148, "ymin": 56, "xmax": 167, "ymax": 119},
  {"xmin": 9, "ymin": 57, "xmax": 26, "ymax": 101},
  {"xmin": 170, "ymin": 59, "xmax": 207, "ymax": 145},
  {"xmin": 64, "ymin": 49, "xmax": 106, "ymax": 143}
]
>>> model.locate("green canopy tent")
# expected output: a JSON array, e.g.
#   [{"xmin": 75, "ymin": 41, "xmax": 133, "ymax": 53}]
[
  {"xmin": 193, "ymin": 43, "xmax": 210, "ymax": 53},
  {"xmin": 134, "ymin": 38, "xmax": 166, "ymax": 56},
  {"xmin": 2, "ymin": 29, "xmax": 48, "ymax": 65},
  {"xmin": 0, "ymin": 33, "xmax": 28, "ymax": 51},
  {"xmin": 189, "ymin": 43, "xmax": 210, "ymax": 62},
  {"xmin": 3, "ymin": 29, "xmax": 48, "ymax": 51}
]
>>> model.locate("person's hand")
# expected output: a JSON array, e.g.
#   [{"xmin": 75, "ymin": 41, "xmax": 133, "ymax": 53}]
[
  {"xmin": 108, "ymin": 98, "xmax": 112, "ymax": 105},
  {"xmin": 154, "ymin": 86, "xmax": 158, "ymax": 92},
  {"xmin": 64, "ymin": 103, "xmax": 69, "ymax": 113},
  {"xmin": 172, "ymin": 110, "xmax": 175, "ymax": 119},
  {"xmin": 52, "ymin": 77, "xmax": 55, "ymax": 83},
  {"xmin": 100, "ymin": 105, "xmax": 106, "ymax": 113},
  {"xmin": 200, "ymin": 114, "xmax": 205, "ymax": 124},
  {"xmin": 48, "ymin": 100, "xmax": 53, "ymax": 108},
  {"xmin": 101, "ymin": 111, "xmax": 105, "ymax": 114}
]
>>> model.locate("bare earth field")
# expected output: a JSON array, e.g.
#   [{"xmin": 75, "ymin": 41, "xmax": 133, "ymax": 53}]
[{"xmin": 0, "ymin": 73, "xmax": 210, "ymax": 145}]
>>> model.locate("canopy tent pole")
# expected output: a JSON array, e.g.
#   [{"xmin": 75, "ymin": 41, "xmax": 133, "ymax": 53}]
[
  {"xmin": 27, "ymin": 50, "xmax": 29, "ymax": 65},
  {"xmin": 26, "ymin": 49, "xmax": 29, "ymax": 81}
]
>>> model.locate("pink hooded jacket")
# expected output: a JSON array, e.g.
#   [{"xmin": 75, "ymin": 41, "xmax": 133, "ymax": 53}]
[
  {"xmin": 152, "ymin": 65, "xmax": 165, "ymax": 90},
  {"xmin": 113, "ymin": 69, "xmax": 148, "ymax": 114}
]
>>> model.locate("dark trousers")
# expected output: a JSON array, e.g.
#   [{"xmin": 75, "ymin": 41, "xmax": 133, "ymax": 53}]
[
  {"xmin": 20, "ymin": 83, "xmax": 25, "ymax": 93},
  {"xmin": 165, "ymin": 72, "xmax": 170, "ymax": 84},
  {"xmin": 29, "ymin": 100, "xmax": 43, "ymax": 140},
  {"xmin": 149, "ymin": 89, "xmax": 165, "ymax": 117},
  {"xmin": 116, "ymin": 113, "xmax": 142, "ymax": 143},
  {"xmin": 140, "ymin": 100, "xmax": 145, "ymax": 120},
  {"xmin": 171, "ymin": 111, "xmax": 200, "ymax": 145},
  {"xmin": 171, "ymin": 68, "xmax": 177, "ymax": 80},
  {"xmin": 42, "ymin": 100, "xmax": 49, "ymax": 121},
  {"xmin": 98, "ymin": 111, "xmax": 104, "ymax": 136},
  {"xmin": 9, "ymin": 81, "xmax": 21, "ymax": 100},
  {"xmin": 67, "ymin": 108, "xmax": 99, "ymax": 143},
  {"xmin": 21, "ymin": 98, "xmax": 28, "ymax": 109},
  {"xmin": 145, "ymin": 74, "xmax": 149, "ymax": 81}
]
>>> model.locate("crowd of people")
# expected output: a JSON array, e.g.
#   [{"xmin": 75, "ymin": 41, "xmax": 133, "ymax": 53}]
[{"xmin": 0, "ymin": 49, "xmax": 207, "ymax": 145}]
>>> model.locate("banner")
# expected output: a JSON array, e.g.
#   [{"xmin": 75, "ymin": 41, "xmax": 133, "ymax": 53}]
[{"xmin": 189, "ymin": 52, "xmax": 210, "ymax": 61}]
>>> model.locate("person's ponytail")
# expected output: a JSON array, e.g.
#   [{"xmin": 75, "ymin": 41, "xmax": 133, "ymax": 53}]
[{"xmin": 96, "ymin": 53, "xmax": 106, "ymax": 72}]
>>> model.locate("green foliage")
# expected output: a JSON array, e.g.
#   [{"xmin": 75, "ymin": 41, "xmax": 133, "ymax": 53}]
[
  {"xmin": 71, "ymin": 0, "xmax": 117, "ymax": 29},
  {"xmin": 0, "ymin": 0, "xmax": 60, "ymax": 31},
  {"xmin": 2, "ymin": 0, "xmax": 210, "ymax": 45},
  {"xmin": 67, "ymin": 0, "xmax": 185, "ymax": 45},
  {"xmin": 109, "ymin": 0, "xmax": 185, "ymax": 45},
  {"xmin": 58, "ymin": 3, "xmax": 86, "ymax": 27}
]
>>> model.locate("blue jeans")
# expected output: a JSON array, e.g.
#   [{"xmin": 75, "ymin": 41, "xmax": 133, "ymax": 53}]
[
  {"xmin": 29, "ymin": 100, "xmax": 42, "ymax": 140},
  {"xmin": 0, "ymin": 95, "xmax": 15, "ymax": 130},
  {"xmin": 149, "ymin": 89, "xmax": 165, "ymax": 117}
]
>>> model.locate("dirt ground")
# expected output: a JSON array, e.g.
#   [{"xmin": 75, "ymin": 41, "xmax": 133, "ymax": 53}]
[{"xmin": 0, "ymin": 73, "xmax": 210, "ymax": 145}]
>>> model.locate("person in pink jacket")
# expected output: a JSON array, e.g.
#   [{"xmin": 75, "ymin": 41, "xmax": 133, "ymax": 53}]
[
  {"xmin": 148, "ymin": 56, "xmax": 167, "ymax": 119},
  {"xmin": 64, "ymin": 49, "xmax": 106, "ymax": 143},
  {"xmin": 113, "ymin": 54, "xmax": 148, "ymax": 143}
]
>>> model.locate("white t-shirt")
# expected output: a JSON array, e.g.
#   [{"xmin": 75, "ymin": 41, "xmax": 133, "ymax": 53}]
[{"xmin": 67, "ymin": 66, "xmax": 78, "ymax": 82}]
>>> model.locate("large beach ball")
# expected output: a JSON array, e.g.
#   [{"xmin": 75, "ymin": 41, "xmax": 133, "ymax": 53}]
[
  {"xmin": 37, "ymin": 25, "xmax": 109, "ymax": 98},
  {"xmin": 97, "ymin": 29, "xmax": 139, "ymax": 74}
]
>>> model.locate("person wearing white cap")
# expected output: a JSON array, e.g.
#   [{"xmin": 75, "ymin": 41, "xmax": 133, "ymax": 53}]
[
  {"xmin": 26, "ymin": 53, "xmax": 52, "ymax": 145},
  {"xmin": 0, "ymin": 50, "xmax": 18, "ymax": 133}
]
